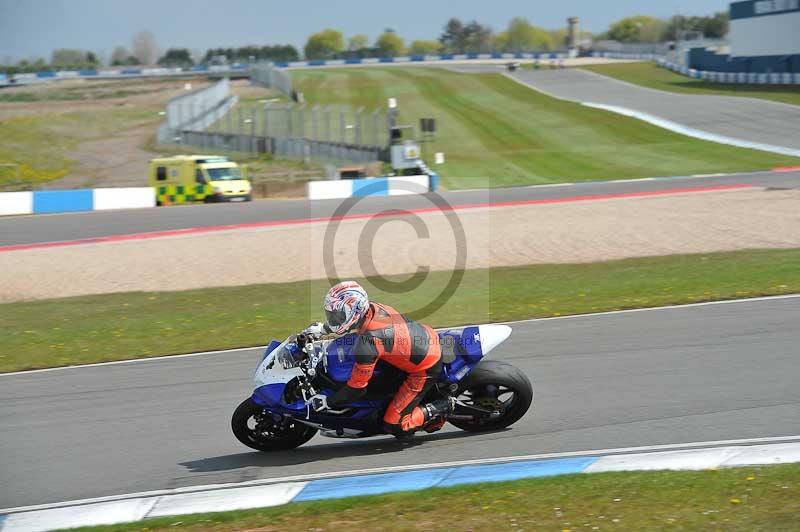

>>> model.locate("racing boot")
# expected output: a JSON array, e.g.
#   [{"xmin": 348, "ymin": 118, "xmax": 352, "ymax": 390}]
[{"xmin": 421, "ymin": 397, "xmax": 455, "ymax": 433}]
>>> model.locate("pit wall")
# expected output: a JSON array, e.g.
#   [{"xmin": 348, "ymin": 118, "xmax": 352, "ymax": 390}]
[{"xmin": 0, "ymin": 188, "xmax": 155, "ymax": 216}]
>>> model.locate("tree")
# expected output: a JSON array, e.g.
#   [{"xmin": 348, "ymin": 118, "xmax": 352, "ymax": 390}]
[
  {"xmin": 702, "ymin": 12, "xmax": 729, "ymax": 38},
  {"xmin": 111, "ymin": 46, "xmax": 138, "ymax": 66},
  {"xmin": 439, "ymin": 18, "xmax": 467, "ymax": 53},
  {"xmin": 661, "ymin": 12, "xmax": 729, "ymax": 41},
  {"xmin": 132, "ymin": 30, "xmax": 158, "ymax": 65},
  {"xmin": 304, "ymin": 29, "xmax": 344, "ymax": 60},
  {"xmin": 503, "ymin": 17, "xmax": 555, "ymax": 51},
  {"xmin": 348, "ymin": 34, "xmax": 369, "ymax": 51},
  {"xmin": 376, "ymin": 31, "xmax": 405, "ymax": 57},
  {"xmin": 50, "ymin": 48, "xmax": 86, "ymax": 65},
  {"xmin": 463, "ymin": 20, "xmax": 492, "ymax": 53},
  {"xmin": 158, "ymin": 48, "xmax": 193, "ymax": 66},
  {"xmin": 111, "ymin": 46, "xmax": 129, "ymax": 65},
  {"xmin": 607, "ymin": 15, "xmax": 664, "ymax": 43},
  {"xmin": 85, "ymin": 51, "xmax": 98, "ymax": 64},
  {"xmin": 409, "ymin": 40, "xmax": 441, "ymax": 55}
]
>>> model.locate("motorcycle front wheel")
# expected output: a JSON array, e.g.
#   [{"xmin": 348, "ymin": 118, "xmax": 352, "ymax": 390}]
[
  {"xmin": 231, "ymin": 398, "xmax": 317, "ymax": 451},
  {"xmin": 449, "ymin": 361, "xmax": 533, "ymax": 432}
]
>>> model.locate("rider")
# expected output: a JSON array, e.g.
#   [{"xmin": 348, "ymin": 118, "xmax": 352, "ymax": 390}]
[{"xmin": 304, "ymin": 280, "xmax": 454, "ymax": 437}]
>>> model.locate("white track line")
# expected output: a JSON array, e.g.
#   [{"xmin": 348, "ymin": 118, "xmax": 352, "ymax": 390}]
[
  {"xmin": 4, "ymin": 434, "xmax": 799, "ymax": 515},
  {"xmin": 2, "ymin": 293, "xmax": 798, "ymax": 378}
]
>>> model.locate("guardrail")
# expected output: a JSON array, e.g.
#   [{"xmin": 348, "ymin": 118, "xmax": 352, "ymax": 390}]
[
  {"xmin": 657, "ymin": 58, "xmax": 800, "ymax": 85},
  {"xmin": 0, "ymin": 188, "xmax": 155, "ymax": 216}
]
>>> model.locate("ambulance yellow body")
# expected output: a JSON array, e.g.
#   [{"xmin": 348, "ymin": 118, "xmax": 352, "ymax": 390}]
[{"xmin": 148, "ymin": 155, "xmax": 252, "ymax": 204}]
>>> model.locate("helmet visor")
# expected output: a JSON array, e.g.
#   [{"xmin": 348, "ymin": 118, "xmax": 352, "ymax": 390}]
[{"xmin": 325, "ymin": 308, "xmax": 347, "ymax": 330}]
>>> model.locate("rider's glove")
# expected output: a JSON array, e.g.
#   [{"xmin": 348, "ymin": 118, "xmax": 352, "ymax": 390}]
[
  {"xmin": 301, "ymin": 322, "xmax": 329, "ymax": 340},
  {"xmin": 308, "ymin": 394, "xmax": 329, "ymax": 412}
]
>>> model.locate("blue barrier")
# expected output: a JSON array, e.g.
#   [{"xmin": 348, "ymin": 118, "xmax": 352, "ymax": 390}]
[
  {"xmin": 120, "ymin": 68, "xmax": 141, "ymax": 75},
  {"xmin": 439, "ymin": 54, "xmax": 453, "ymax": 60},
  {"xmin": 33, "ymin": 190, "xmax": 94, "ymax": 214},
  {"xmin": 352, "ymin": 178, "xmax": 389, "ymax": 197},
  {"xmin": 78, "ymin": 69, "xmax": 98, "ymax": 76},
  {"xmin": 36, "ymin": 71, "xmax": 55, "ymax": 78},
  {"xmin": 491, "ymin": 52, "xmax": 503, "ymax": 59},
  {"xmin": 307, "ymin": 60, "xmax": 327, "ymax": 66},
  {"xmin": 344, "ymin": 58, "xmax": 362, "ymax": 64},
  {"xmin": 191, "ymin": 65, "xmax": 208, "ymax": 71},
  {"xmin": 274, "ymin": 61, "xmax": 289, "ymax": 68},
  {"xmin": 379, "ymin": 57, "xmax": 395, "ymax": 63},
  {"xmin": 466, "ymin": 53, "xmax": 479, "ymax": 59},
  {"xmin": 410, "ymin": 55, "xmax": 425, "ymax": 62}
]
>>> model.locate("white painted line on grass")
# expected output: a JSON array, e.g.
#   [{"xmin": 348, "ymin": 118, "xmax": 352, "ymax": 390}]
[{"xmin": 2, "ymin": 294, "xmax": 798, "ymax": 377}]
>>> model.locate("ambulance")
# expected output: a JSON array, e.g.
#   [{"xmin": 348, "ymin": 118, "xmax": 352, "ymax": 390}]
[{"xmin": 148, "ymin": 155, "xmax": 252, "ymax": 204}]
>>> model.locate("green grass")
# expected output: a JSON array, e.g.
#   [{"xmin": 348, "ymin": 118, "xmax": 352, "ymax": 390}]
[
  {"xmin": 581, "ymin": 62, "xmax": 800, "ymax": 107},
  {"xmin": 66, "ymin": 464, "xmax": 800, "ymax": 531},
  {"xmin": 0, "ymin": 79, "xmax": 184, "ymax": 103},
  {"xmin": 2, "ymin": 248, "xmax": 798, "ymax": 373},
  {"xmin": 0, "ymin": 107, "xmax": 160, "ymax": 190},
  {"xmin": 287, "ymin": 67, "xmax": 800, "ymax": 190}
]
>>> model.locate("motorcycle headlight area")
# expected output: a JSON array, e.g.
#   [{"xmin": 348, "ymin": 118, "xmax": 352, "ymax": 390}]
[{"xmin": 273, "ymin": 349, "xmax": 299, "ymax": 369}]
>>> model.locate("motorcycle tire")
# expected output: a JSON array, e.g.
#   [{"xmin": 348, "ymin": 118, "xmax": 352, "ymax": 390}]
[
  {"xmin": 231, "ymin": 398, "xmax": 317, "ymax": 451},
  {"xmin": 449, "ymin": 360, "xmax": 533, "ymax": 432}
]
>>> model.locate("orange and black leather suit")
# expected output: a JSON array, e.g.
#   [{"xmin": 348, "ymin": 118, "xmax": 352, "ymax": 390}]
[{"xmin": 329, "ymin": 302, "xmax": 442, "ymax": 432}]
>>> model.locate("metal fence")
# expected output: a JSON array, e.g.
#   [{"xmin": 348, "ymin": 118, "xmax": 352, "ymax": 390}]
[
  {"xmin": 156, "ymin": 78, "xmax": 236, "ymax": 143},
  {"xmin": 164, "ymin": 100, "xmax": 390, "ymax": 164},
  {"xmin": 249, "ymin": 63, "xmax": 293, "ymax": 99}
]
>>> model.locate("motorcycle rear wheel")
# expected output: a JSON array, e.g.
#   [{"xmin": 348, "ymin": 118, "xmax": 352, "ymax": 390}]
[
  {"xmin": 231, "ymin": 398, "xmax": 317, "ymax": 451},
  {"xmin": 449, "ymin": 361, "xmax": 533, "ymax": 432}
]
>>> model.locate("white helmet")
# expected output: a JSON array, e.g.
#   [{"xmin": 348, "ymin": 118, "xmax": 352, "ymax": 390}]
[{"xmin": 323, "ymin": 281, "xmax": 369, "ymax": 335}]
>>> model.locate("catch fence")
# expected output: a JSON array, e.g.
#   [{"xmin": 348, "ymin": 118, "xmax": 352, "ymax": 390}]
[{"xmin": 165, "ymin": 101, "xmax": 390, "ymax": 164}]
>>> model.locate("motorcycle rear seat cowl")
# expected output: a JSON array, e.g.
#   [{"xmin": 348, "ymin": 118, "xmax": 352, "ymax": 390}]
[{"xmin": 439, "ymin": 326, "xmax": 482, "ymax": 365}]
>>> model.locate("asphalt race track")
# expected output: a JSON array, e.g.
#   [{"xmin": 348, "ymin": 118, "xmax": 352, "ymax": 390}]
[
  {"xmin": 1, "ymin": 296, "xmax": 798, "ymax": 509},
  {"xmin": 450, "ymin": 65, "xmax": 800, "ymax": 153},
  {"xmin": 2, "ymin": 170, "xmax": 799, "ymax": 247}
]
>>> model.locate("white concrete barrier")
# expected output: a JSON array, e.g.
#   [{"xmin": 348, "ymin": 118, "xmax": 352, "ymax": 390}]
[
  {"xmin": 305, "ymin": 180, "xmax": 354, "ymax": 200},
  {"xmin": 0, "ymin": 191, "xmax": 33, "ymax": 216},
  {"xmin": 306, "ymin": 175, "xmax": 432, "ymax": 200},
  {"xmin": 387, "ymin": 175, "xmax": 430, "ymax": 195},
  {"xmin": 92, "ymin": 187, "xmax": 156, "ymax": 210}
]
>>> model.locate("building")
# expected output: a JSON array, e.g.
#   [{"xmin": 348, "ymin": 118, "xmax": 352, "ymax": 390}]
[{"xmin": 689, "ymin": 0, "xmax": 800, "ymax": 73}]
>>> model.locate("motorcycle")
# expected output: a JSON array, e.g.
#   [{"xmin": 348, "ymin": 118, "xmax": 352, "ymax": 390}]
[{"xmin": 231, "ymin": 324, "xmax": 533, "ymax": 451}]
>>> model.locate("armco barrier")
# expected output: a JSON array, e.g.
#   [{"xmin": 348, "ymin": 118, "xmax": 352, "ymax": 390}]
[
  {"xmin": 306, "ymin": 175, "xmax": 431, "ymax": 200},
  {"xmin": 0, "ymin": 188, "xmax": 155, "ymax": 216}
]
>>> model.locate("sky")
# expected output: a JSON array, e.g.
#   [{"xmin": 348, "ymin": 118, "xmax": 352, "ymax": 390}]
[{"xmin": 0, "ymin": 0, "xmax": 731, "ymax": 63}]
